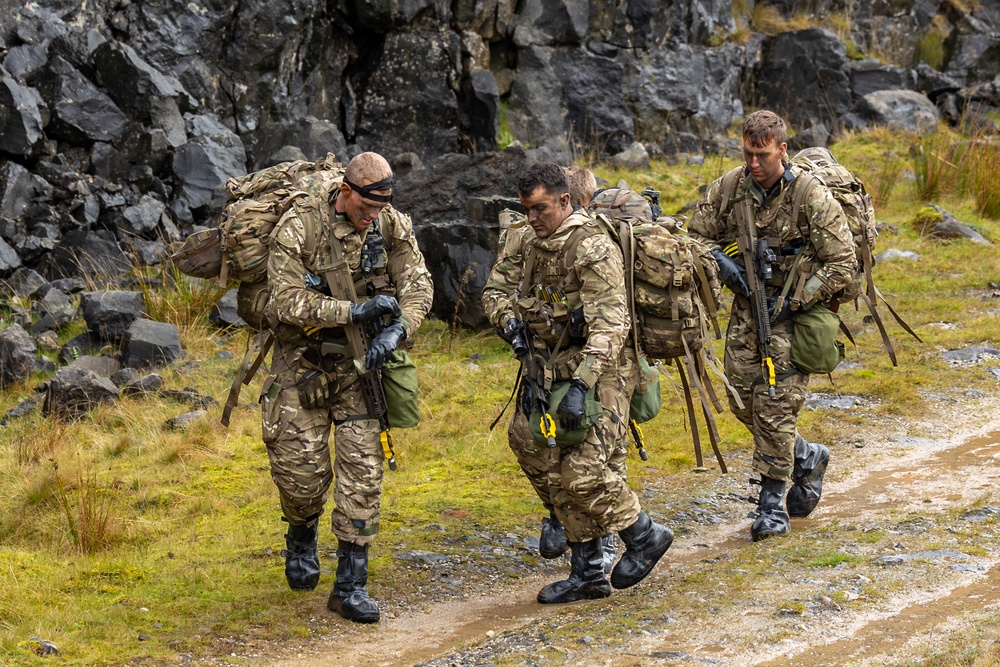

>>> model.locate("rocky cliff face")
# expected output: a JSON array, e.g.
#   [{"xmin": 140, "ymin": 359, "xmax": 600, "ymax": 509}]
[{"xmin": 0, "ymin": 0, "xmax": 997, "ymax": 326}]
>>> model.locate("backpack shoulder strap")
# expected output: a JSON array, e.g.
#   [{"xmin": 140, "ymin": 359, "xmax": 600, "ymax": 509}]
[
  {"xmin": 718, "ymin": 167, "xmax": 744, "ymax": 220},
  {"xmin": 790, "ymin": 171, "xmax": 821, "ymax": 227}
]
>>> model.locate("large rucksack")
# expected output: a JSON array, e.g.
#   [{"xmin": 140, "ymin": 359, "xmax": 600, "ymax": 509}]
[
  {"xmin": 589, "ymin": 187, "xmax": 733, "ymax": 472},
  {"xmin": 717, "ymin": 148, "xmax": 920, "ymax": 365},
  {"xmin": 170, "ymin": 153, "xmax": 347, "ymax": 424}
]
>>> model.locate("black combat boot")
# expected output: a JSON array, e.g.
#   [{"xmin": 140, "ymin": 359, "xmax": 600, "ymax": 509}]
[
  {"xmin": 610, "ymin": 512, "xmax": 673, "ymax": 589},
  {"xmin": 537, "ymin": 538, "xmax": 612, "ymax": 604},
  {"xmin": 327, "ymin": 540, "xmax": 380, "ymax": 623},
  {"xmin": 751, "ymin": 476, "xmax": 791, "ymax": 542},
  {"xmin": 600, "ymin": 534, "xmax": 617, "ymax": 576},
  {"xmin": 539, "ymin": 504, "xmax": 568, "ymax": 559},
  {"xmin": 786, "ymin": 435, "xmax": 830, "ymax": 518},
  {"xmin": 282, "ymin": 517, "xmax": 320, "ymax": 591}
]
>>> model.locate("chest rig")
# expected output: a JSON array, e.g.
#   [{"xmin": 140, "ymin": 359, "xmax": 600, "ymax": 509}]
[
  {"xmin": 722, "ymin": 168, "xmax": 812, "ymax": 297},
  {"xmin": 515, "ymin": 221, "xmax": 601, "ymax": 351}
]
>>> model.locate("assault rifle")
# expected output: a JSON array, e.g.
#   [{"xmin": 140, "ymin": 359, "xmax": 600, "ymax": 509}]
[
  {"xmin": 511, "ymin": 308, "xmax": 558, "ymax": 447},
  {"xmin": 739, "ymin": 198, "xmax": 778, "ymax": 398},
  {"xmin": 316, "ymin": 234, "xmax": 398, "ymax": 470},
  {"xmin": 317, "ymin": 318, "xmax": 396, "ymax": 470}
]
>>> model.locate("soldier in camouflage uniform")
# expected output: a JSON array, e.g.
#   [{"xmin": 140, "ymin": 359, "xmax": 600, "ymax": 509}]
[
  {"xmin": 687, "ymin": 111, "xmax": 854, "ymax": 541},
  {"xmin": 262, "ymin": 152, "xmax": 433, "ymax": 622},
  {"xmin": 483, "ymin": 162, "xmax": 673, "ymax": 604}
]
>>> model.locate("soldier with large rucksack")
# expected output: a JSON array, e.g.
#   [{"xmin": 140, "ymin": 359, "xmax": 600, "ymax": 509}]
[
  {"xmin": 483, "ymin": 162, "xmax": 674, "ymax": 605},
  {"xmin": 172, "ymin": 152, "xmax": 434, "ymax": 623},
  {"xmin": 688, "ymin": 110, "xmax": 857, "ymax": 543}
]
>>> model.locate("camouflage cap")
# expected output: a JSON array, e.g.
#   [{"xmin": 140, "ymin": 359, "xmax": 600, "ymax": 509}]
[{"xmin": 589, "ymin": 187, "xmax": 653, "ymax": 221}]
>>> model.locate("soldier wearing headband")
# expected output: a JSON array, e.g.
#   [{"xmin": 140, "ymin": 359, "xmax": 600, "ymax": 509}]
[{"xmin": 262, "ymin": 151, "xmax": 433, "ymax": 623}]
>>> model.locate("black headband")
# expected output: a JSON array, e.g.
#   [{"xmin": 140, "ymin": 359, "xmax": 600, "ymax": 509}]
[{"xmin": 344, "ymin": 175, "xmax": 397, "ymax": 204}]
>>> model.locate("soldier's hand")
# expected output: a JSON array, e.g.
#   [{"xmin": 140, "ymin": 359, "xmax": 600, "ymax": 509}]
[
  {"xmin": 499, "ymin": 318, "xmax": 529, "ymax": 357},
  {"xmin": 769, "ymin": 295, "xmax": 794, "ymax": 324},
  {"xmin": 365, "ymin": 321, "xmax": 407, "ymax": 371},
  {"xmin": 711, "ymin": 248, "xmax": 750, "ymax": 297},
  {"xmin": 556, "ymin": 379, "xmax": 589, "ymax": 431},
  {"xmin": 350, "ymin": 295, "xmax": 401, "ymax": 324}
]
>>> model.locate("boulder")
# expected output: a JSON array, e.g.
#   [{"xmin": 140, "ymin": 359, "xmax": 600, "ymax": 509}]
[
  {"xmin": 121, "ymin": 318, "xmax": 183, "ymax": 369},
  {"xmin": 172, "ymin": 113, "xmax": 247, "ymax": 210},
  {"xmin": 81, "ymin": 290, "xmax": 148, "ymax": 343},
  {"xmin": 0, "ymin": 70, "xmax": 46, "ymax": 157},
  {"xmin": 0, "ymin": 323, "xmax": 37, "ymax": 388},
  {"xmin": 37, "ymin": 57, "xmax": 129, "ymax": 144},
  {"xmin": 43, "ymin": 366, "xmax": 119, "ymax": 419},
  {"xmin": 857, "ymin": 90, "xmax": 940, "ymax": 134}
]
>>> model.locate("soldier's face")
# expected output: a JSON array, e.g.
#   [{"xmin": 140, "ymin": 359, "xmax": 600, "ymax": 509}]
[
  {"xmin": 520, "ymin": 186, "xmax": 570, "ymax": 239},
  {"xmin": 743, "ymin": 138, "xmax": 787, "ymax": 189},
  {"xmin": 340, "ymin": 182, "xmax": 389, "ymax": 232}
]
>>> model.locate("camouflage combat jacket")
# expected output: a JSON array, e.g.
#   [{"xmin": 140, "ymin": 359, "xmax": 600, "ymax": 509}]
[
  {"xmin": 267, "ymin": 182, "xmax": 434, "ymax": 342},
  {"xmin": 482, "ymin": 209, "xmax": 628, "ymax": 389},
  {"xmin": 688, "ymin": 164, "xmax": 855, "ymax": 309}
]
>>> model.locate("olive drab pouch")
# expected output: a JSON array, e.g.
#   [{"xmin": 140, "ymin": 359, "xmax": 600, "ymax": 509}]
[
  {"xmin": 629, "ymin": 357, "xmax": 662, "ymax": 424},
  {"xmin": 381, "ymin": 349, "xmax": 420, "ymax": 429},
  {"xmin": 529, "ymin": 381, "xmax": 603, "ymax": 448},
  {"xmin": 790, "ymin": 304, "xmax": 846, "ymax": 375}
]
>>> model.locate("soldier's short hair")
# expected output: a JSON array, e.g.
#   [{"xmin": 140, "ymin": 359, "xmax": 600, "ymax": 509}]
[
  {"xmin": 346, "ymin": 152, "xmax": 393, "ymax": 186},
  {"xmin": 742, "ymin": 110, "xmax": 787, "ymax": 148},
  {"xmin": 565, "ymin": 166, "xmax": 597, "ymax": 207},
  {"xmin": 519, "ymin": 162, "xmax": 569, "ymax": 198}
]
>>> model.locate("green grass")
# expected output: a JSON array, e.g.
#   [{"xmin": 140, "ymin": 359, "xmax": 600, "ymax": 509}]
[{"xmin": 3, "ymin": 124, "xmax": 1000, "ymax": 665}]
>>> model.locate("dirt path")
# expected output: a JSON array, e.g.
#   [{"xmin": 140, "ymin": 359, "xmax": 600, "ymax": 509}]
[{"xmin": 246, "ymin": 400, "xmax": 1000, "ymax": 667}]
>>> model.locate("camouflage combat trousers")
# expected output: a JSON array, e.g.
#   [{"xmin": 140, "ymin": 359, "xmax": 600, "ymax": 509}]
[
  {"xmin": 508, "ymin": 373, "xmax": 641, "ymax": 543},
  {"xmin": 260, "ymin": 342, "xmax": 384, "ymax": 546},
  {"xmin": 723, "ymin": 301, "xmax": 809, "ymax": 482}
]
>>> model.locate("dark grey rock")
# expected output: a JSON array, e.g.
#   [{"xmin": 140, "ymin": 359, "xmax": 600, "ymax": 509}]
[
  {"xmin": 44, "ymin": 230, "xmax": 131, "ymax": 282},
  {"xmin": 0, "ymin": 392, "xmax": 43, "ymax": 425},
  {"xmin": 788, "ymin": 124, "xmax": 830, "ymax": 152},
  {"xmin": 121, "ymin": 372, "xmax": 164, "ymax": 397},
  {"xmin": 0, "ymin": 236, "xmax": 20, "ymax": 275},
  {"xmin": 161, "ymin": 388, "xmax": 218, "ymax": 409},
  {"xmin": 172, "ymin": 114, "xmax": 247, "ymax": 210},
  {"xmin": 122, "ymin": 319, "xmax": 183, "ymax": 369},
  {"xmin": 38, "ymin": 57, "xmax": 129, "ymax": 144},
  {"xmin": 612, "ymin": 142, "xmax": 650, "ymax": 170},
  {"xmin": 43, "ymin": 365, "xmax": 119, "ymax": 419},
  {"xmin": 68, "ymin": 354, "xmax": 121, "ymax": 377},
  {"xmin": 942, "ymin": 346, "xmax": 1000, "ymax": 363},
  {"xmin": 209, "ymin": 288, "xmax": 247, "ymax": 328},
  {"xmin": 804, "ymin": 393, "xmax": 864, "ymax": 411},
  {"xmin": 81, "ymin": 290, "xmax": 147, "ymax": 343},
  {"xmin": 754, "ymin": 29, "xmax": 850, "ymax": 130},
  {"xmin": 0, "ymin": 71, "xmax": 46, "ymax": 157},
  {"xmin": 0, "ymin": 323, "xmax": 37, "ymax": 388},
  {"xmin": 847, "ymin": 58, "xmax": 913, "ymax": 98},
  {"xmin": 856, "ymin": 90, "xmax": 940, "ymax": 134},
  {"xmin": 91, "ymin": 39, "xmax": 190, "ymax": 122},
  {"xmin": 110, "ymin": 367, "xmax": 138, "ymax": 387},
  {"xmin": 164, "ymin": 409, "xmax": 207, "ymax": 429}
]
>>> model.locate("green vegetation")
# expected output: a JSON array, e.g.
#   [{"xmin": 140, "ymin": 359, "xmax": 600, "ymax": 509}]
[{"xmin": 3, "ymin": 122, "xmax": 1000, "ymax": 665}]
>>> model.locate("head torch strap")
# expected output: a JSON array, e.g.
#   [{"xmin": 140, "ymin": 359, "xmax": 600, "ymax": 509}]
[{"xmin": 344, "ymin": 175, "xmax": 396, "ymax": 204}]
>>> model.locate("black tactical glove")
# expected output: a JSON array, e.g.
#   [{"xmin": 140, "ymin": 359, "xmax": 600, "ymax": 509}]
[
  {"xmin": 769, "ymin": 295, "xmax": 794, "ymax": 324},
  {"xmin": 350, "ymin": 295, "xmax": 401, "ymax": 324},
  {"xmin": 556, "ymin": 379, "xmax": 589, "ymax": 431},
  {"xmin": 711, "ymin": 248, "xmax": 750, "ymax": 297},
  {"xmin": 517, "ymin": 379, "xmax": 535, "ymax": 417},
  {"xmin": 499, "ymin": 318, "xmax": 529, "ymax": 357},
  {"xmin": 365, "ymin": 321, "xmax": 407, "ymax": 371}
]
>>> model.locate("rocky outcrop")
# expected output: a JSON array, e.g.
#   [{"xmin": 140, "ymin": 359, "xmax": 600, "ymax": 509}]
[{"xmin": 0, "ymin": 0, "xmax": 997, "ymax": 325}]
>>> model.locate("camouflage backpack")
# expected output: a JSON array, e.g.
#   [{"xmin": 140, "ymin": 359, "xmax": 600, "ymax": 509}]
[
  {"xmin": 170, "ymin": 153, "xmax": 347, "ymax": 425},
  {"xmin": 590, "ymin": 187, "xmax": 731, "ymax": 472},
  {"xmin": 589, "ymin": 188, "xmax": 723, "ymax": 361},
  {"xmin": 718, "ymin": 148, "xmax": 920, "ymax": 365},
  {"xmin": 170, "ymin": 153, "xmax": 346, "ymax": 329}
]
